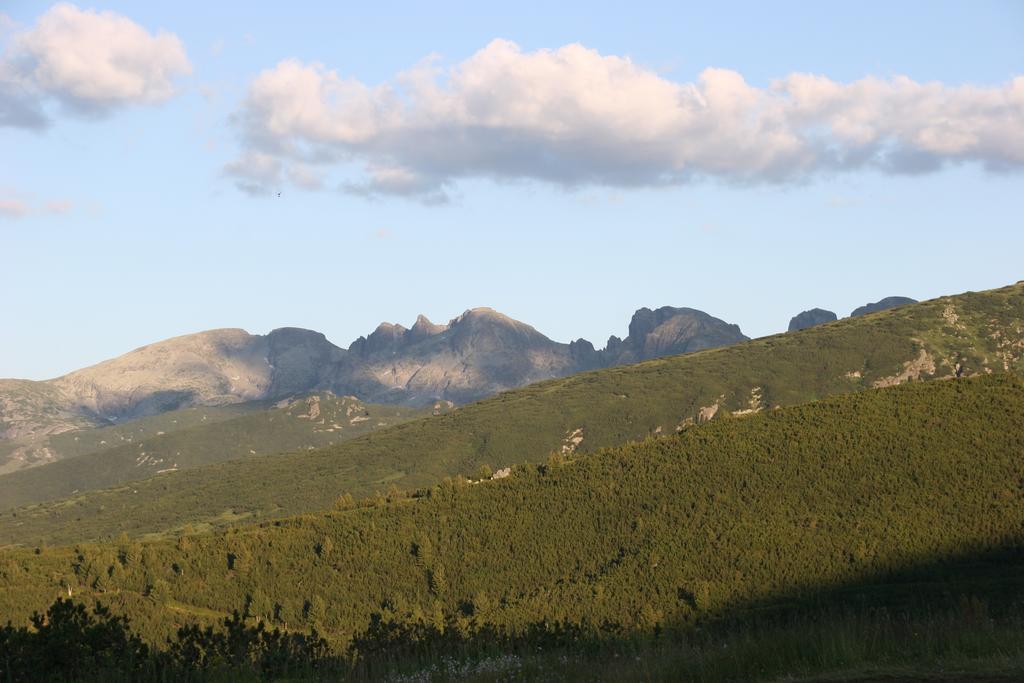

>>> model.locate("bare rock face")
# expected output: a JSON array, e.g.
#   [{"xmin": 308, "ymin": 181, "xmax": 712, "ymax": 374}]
[
  {"xmin": 788, "ymin": 308, "xmax": 838, "ymax": 332},
  {"xmin": 406, "ymin": 315, "xmax": 448, "ymax": 343},
  {"xmin": 602, "ymin": 307, "xmax": 749, "ymax": 365},
  {"xmin": 51, "ymin": 329, "xmax": 275, "ymax": 421},
  {"xmin": 335, "ymin": 308, "xmax": 580, "ymax": 405},
  {"xmin": 0, "ymin": 379, "xmax": 103, "ymax": 441},
  {"xmin": 264, "ymin": 328, "xmax": 347, "ymax": 398},
  {"xmin": 568, "ymin": 338, "xmax": 599, "ymax": 369},
  {"xmin": 850, "ymin": 297, "xmax": 917, "ymax": 317},
  {"xmin": 1, "ymin": 328, "xmax": 347, "ymax": 442},
  {"xmin": 349, "ymin": 322, "xmax": 408, "ymax": 358}
]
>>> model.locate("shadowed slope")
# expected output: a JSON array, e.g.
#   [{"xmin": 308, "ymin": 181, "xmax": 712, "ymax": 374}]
[{"xmin": 0, "ymin": 374, "xmax": 1022, "ymax": 662}]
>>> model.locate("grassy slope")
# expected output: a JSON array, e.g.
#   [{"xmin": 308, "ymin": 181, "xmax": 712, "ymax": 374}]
[
  {"xmin": 0, "ymin": 399, "xmax": 258, "ymax": 475},
  {"xmin": 0, "ymin": 282, "xmax": 1021, "ymax": 546},
  {"xmin": 43, "ymin": 403, "xmax": 258, "ymax": 460},
  {"xmin": 0, "ymin": 394, "xmax": 435, "ymax": 511},
  {"xmin": 0, "ymin": 374, "xmax": 1022, "ymax": 658}
]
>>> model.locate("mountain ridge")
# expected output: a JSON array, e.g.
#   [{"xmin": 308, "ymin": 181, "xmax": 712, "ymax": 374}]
[{"xmin": 0, "ymin": 304, "xmax": 747, "ymax": 459}]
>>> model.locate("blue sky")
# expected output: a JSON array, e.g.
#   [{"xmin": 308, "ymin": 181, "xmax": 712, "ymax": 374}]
[{"xmin": 2, "ymin": 1, "xmax": 1022, "ymax": 379}]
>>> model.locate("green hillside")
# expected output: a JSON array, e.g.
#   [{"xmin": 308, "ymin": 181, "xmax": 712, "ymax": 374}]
[
  {"xmin": 1, "ymin": 282, "xmax": 1022, "ymax": 546},
  {"xmin": 42, "ymin": 402, "xmax": 260, "ymax": 460},
  {"xmin": 0, "ymin": 394, "xmax": 437, "ymax": 512},
  {"xmin": 0, "ymin": 374, "xmax": 1022, "ymax": 680},
  {"xmin": 0, "ymin": 401, "xmax": 260, "ymax": 477}
]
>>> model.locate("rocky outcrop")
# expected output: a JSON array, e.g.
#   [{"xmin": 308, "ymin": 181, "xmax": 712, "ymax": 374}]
[
  {"xmin": 0, "ymin": 379, "xmax": 104, "ymax": 441},
  {"xmin": 265, "ymin": 328, "xmax": 347, "ymax": 397},
  {"xmin": 872, "ymin": 349, "xmax": 937, "ymax": 388},
  {"xmin": 406, "ymin": 315, "xmax": 448, "ymax": 343},
  {"xmin": 568, "ymin": 338, "xmax": 599, "ymax": 369},
  {"xmin": 788, "ymin": 308, "xmax": 838, "ymax": 332},
  {"xmin": 348, "ymin": 322, "xmax": 408, "ymax": 357},
  {"xmin": 599, "ymin": 307, "xmax": 748, "ymax": 365},
  {"xmin": 336, "ymin": 308, "xmax": 583, "ymax": 405},
  {"xmin": 850, "ymin": 297, "xmax": 917, "ymax": 317}
]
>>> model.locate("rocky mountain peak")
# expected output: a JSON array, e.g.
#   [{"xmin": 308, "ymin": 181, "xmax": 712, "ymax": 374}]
[
  {"xmin": 406, "ymin": 315, "xmax": 448, "ymax": 343},
  {"xmin": 450, "ymin": 307, "xmax": 518, "ymax": 326},
  {"xmin": 613, "ymin": 306, "xmax": 748, "ymax": 363},
  {"xmin": 850, "ymin": 296, "xmax": 918, "ymax": 317},
  {"xmin": 1, "ymin": 303, "xmax": 754, "ymax": 444},
  {"xmin": 264, "ymin": 328, "xmax": 346, "ymax": 397},
  {"xmin": 266, "ymin": 327, "xmax": 329, "ymax": 344},
  {"xmin": 352, "ymin": 322, "xmax": 409, "ymax": 357},
  {"xmin": 788, "ymin": 308, "xmax": 838, "ymax": 332}
]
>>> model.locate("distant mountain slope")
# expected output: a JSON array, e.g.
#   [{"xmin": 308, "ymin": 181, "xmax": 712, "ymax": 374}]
[
  {"xmin": 0, "ymin": 379, "xmax": 106, "ymax": 444},
  {"xmin": 0, "ymin": 306, "xmax": 747, "ymax": 472},
  {"xmin": 338, "ymin": 308, "xmax": 582, "ymax": 404},
  {"xmin": 788, "ymin": 308, "xmax": 837, "ymax": 331},
  {"xmin": 850, "ymin": 296, "xmax": 917, "ymax": 317},
  {"xmin": 0, "ymin": 327, "xmax": 344, "ymax": 444},
  {"xmin": 1, "ymin": 282, "xmax": 1020, "ymax": 546},
  {"xmin": 342, "ymin": 306, "xmax": 748, "ymax": 404},
  {"xmin": 0, "ymin": 393, "xmax": 437, "ymax": 511},
  {"xmin": 0, "ymin": 400, "xmax": 264, "ymax": 476},
  {"xmin": 1, "ymin": 374, "xmax": 1021, "ymax": 656},
  {"xmin": 594, "ymin": 306, "xmax": 748, "ymax": 366},
  {"xmin": 53, "ymin": 327, "xmax": 347, "ymax": 422}
]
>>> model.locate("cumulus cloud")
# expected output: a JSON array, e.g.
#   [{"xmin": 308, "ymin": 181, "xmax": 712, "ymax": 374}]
[
  {"xmin": 221, "ymin": 151, "xmax": 282, "ymax": 196},
  {"xmin": 224, "ymin": 39, "xmax": 1024, "ymax": 201},
  {"xmin": 0, "ymin": 80, "xmax": 48, "ymax": 129},
  {"xmin": 0, "ymin": 3, "xmax": 190, "ymax": 127}
]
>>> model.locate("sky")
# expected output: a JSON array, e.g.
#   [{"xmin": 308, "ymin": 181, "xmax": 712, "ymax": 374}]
[{"xmin": 2, "ymin": 1, "xmax": 1022, "ymax": 380}]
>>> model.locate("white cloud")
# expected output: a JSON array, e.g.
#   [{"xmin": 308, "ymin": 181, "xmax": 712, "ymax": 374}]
[
  {"xmin": 0, "ymin": 198, "xmax": 29, "ymax": 218},
  {"xmin": 0, "ymin": 191, "xmax": 74, "ymax": 219},
  {"xmin": 226, "ymin": 39, "xmax": 1024, "ymax": 201},
  {"xmin": 0, "ymin": 13, "xmax": 15, "ymax": 37},
  {"xmin": 0, "ymin": 80, "xmax": 48, "ymax": 129},
  {"xmin": 0, "ymin": 3, "xmax": 190, "ymax": 127},
  {"xmin": 340, "ymin": 165, "xmax": 449, "ymax": 205},
  {"xmin": 42, "ymin": 198, "xmax": 73, "ymax": 214},
  {"xmin": 221, "ymin": 151, "xmax": 282, "ymax": 196},
  {"xmin": 287, "ymin": 162, "xmax": 324, "ymax": 191}
]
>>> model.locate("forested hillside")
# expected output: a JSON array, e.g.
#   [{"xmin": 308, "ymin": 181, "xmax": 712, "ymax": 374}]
[
  {"xmin": 1, "ymin": 282, "xmax": 1021, "ymax": 546},
  {"xmin": 1, "ymin": 374, "xmax": 1022, "ymax": 664}
]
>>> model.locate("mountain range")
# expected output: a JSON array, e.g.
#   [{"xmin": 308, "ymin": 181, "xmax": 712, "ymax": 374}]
[
  {"xmin": 0, "ymin": 306, "xmax": 747, "ymax": 447},
  {"xmin": 787, "ymin": 296, "xmax": 918, "ymax": 332},
  {"xmin": 0, "ymin": 294, "xmax": 922, "ymax": 476},
  {"xmin": 3, "ymin": 281, "xmax": 1020, "ymax": 546},
  {"xmin": 0, "ymin": 276, "xmax": 1017, "ymax": 683},
  {"xmin": 2, "ymin": 281, "xmax": 1024, "ymax": 681}
]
